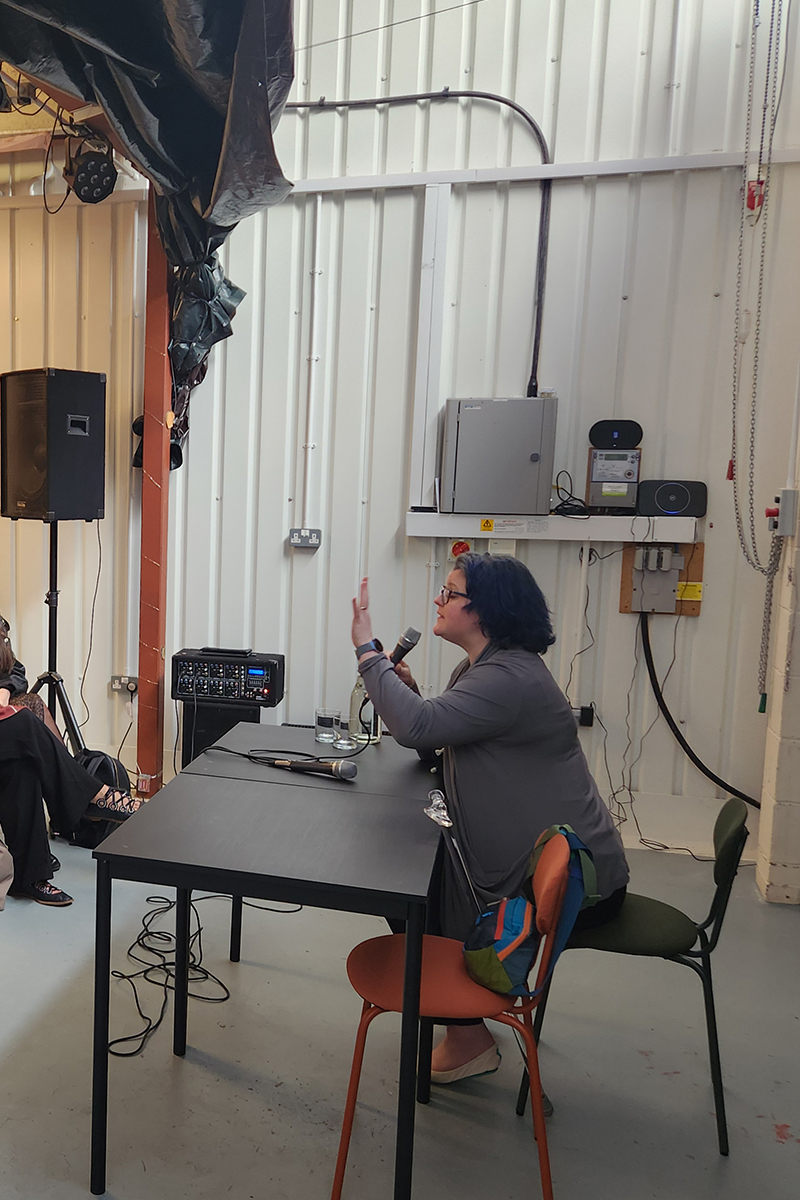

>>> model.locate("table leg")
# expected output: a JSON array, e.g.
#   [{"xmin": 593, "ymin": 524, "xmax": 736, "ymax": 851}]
[
  {"xmin": 91, "ymin": 860, "xmax": 112, "ymax": 1195},
  {"xmin": 395, "ymin": 902, "xmax": 424, "ymax": 1200},
  {"xmin": 230, "ymin": 895, "xmax": 243, "ymax": 962},
  {"xmin": 173, "ymin": 887, "xmax": 191, "ymax": 1056},
  {"xmin": 416, "ymin": 1019, "xmax": 433, "ymax": 1105}
]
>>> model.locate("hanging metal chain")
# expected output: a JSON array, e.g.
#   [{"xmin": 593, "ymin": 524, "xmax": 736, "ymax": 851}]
[
  {"xmin": 731, "ymin": 5, "xmax": 761, "ymax": 572},
  {"xmin": 731, "ymin": 0, "xmax": 784, "ymax": 582},
  {"xmin": 731, "ymin": 1, "xmax": 788, "ymax": 699},
  {"xmin": 758, "ymin": 534, "xmax": 785, "ymax": 695},
  {"xmin": 747, "ymin": 0, "xmax": 783, "ymax": 564}
]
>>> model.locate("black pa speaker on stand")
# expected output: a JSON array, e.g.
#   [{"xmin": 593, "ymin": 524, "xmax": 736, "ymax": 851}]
[
  {"xmin": 1, "ymin": 368, "xmax": 105, "ymax": 522},
  {"xmin": 0, "ymin": 367, "xmax": 106, "ymax": 742}
]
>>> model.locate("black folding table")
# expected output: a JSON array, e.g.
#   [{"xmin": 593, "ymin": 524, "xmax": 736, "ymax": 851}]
[{"xmin": 91, "ymin": 728, "xmax": 440, "ymax": 1199}]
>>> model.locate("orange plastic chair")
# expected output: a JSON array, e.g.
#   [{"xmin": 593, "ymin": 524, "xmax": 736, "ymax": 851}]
[{"xmin": 331, "ymin": 833, "xmax": 572, "ymax": 1200}]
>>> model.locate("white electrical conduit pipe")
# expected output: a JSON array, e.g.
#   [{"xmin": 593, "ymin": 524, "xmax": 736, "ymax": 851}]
[
  {"xmin": 422, "ymin": 540, "xmax": 439, "ymax": 698},
  {"xmin": 568, "ymin": 540, "xmax": 591, "ymax": 707},
  {"xmin": 301, "ymin": 192, "xmax": 323, "ymax": 529}
]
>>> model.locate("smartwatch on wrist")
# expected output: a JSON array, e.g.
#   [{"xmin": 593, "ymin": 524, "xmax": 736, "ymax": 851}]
[{"xmin": 355, "ymin": 638, "xmax": 383, "ymax": 658}]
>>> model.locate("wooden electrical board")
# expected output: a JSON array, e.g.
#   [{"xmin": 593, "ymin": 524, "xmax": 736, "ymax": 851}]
[{"xmin": 619, "ymin": 542, "xmax": 705, "ymax": 617}]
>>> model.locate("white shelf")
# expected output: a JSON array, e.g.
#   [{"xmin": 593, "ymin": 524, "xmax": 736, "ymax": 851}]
[{"xmin": 405, "ymin": 512, "xmax": 698, "ymax": 543}]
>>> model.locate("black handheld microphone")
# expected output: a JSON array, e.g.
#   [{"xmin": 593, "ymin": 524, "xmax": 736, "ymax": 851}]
[
  {"xmin": 268, "ymin": 757, "xmax": 358, "ymax": 781},
  {"xmin": 390, "ymin": 626, "xmax": 421, "ymax": 665}
]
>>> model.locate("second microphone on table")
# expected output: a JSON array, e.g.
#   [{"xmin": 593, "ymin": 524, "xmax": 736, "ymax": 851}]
[{"xmin": 267, "ymin": 757, "xmax": 358, "ymax": 780}]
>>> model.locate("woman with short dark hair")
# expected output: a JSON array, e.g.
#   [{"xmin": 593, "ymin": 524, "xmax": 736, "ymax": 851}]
[
  {"xmin": 452, "ymin": 551, "xmax": 557, "ymax": 653},
  {"xmin": 351, "ymin": 553, "xmax": 629, "ymax": 1083}
]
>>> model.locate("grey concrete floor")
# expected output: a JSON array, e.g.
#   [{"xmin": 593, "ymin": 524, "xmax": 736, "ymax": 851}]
[{"xmin": 1, "ymin": 843, "xmax": 798, "ymax": 1200}]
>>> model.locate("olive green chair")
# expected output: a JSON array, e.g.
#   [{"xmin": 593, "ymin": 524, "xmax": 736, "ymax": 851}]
[{"xmin": 516, "ymin": 797, "xmax": 749, "ymax": 1156}]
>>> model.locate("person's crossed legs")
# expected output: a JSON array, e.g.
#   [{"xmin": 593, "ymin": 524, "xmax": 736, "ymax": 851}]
[{"xmin": 0, "ymin": 708, "xmax": 142, "ymax": 907}]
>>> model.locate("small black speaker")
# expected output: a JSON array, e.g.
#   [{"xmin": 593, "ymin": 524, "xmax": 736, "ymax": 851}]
[
  {"xmin": 637, "ymin": 479, "xmax": 707, "ymax": 518},
  {"xmin": 589, "ymin": 419, "xmax": 643, "ymax": 449},
  {"xmin": 1, "ymin": 368, "xmax": 106, "ymax": 521},
  {"xmin": 181, "ymin": 701, "xmax": 261, "ymax": 768}
]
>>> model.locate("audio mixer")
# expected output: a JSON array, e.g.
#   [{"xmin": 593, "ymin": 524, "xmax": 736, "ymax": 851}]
[{"xmin": 171, "ymin": 648, "xmax": 285, "ymax": 707}]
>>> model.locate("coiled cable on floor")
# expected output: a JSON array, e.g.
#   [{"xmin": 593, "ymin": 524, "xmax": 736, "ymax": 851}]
[
  {"xmin": 109, "ymin": 893, "xmax": 302, "ymax": 1057},
  {"xmin": 639, "ymin": 611, "xmax": 760, "ymax": 810}
]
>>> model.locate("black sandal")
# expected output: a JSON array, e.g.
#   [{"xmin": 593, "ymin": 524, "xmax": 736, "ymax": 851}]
[
  {"xmin": 11, "ymin": 880, "xmax": 73, "ymax": 906},
  {"xmin": 85, "ymin": 787, "xmax": 143, "ymax": 823}
]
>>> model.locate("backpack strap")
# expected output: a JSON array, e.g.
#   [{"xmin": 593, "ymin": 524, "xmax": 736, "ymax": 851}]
[
  {"xmin": 563, "ymin": 828, "xmax": 601, "ymax": 910},
  {"xmin": 522, "ymin": 824, "xmax": 600, "ymax": 910},
  {"xmin": 526, "ymin": 852, "xmax": 585, "ymax": 997},
  {"xmin": 522, "ymin": 826, "xmax": 600, "ymax": 998}
]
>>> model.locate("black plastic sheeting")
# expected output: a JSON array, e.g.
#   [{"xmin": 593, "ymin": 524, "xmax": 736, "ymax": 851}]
[{"xmin": 0, "ymin": 0, "xmax": 293, "ymax": 461}]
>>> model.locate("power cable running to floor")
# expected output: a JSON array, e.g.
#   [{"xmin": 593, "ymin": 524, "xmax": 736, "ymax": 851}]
[{"xmin": 639, "ymin": 611, "xmax": 759, "ymax": 810}]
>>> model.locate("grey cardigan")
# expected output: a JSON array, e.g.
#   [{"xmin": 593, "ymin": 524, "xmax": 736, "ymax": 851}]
[{"xmin": 360, "ymin": 643, "xmax": 629, "ymax": 939}]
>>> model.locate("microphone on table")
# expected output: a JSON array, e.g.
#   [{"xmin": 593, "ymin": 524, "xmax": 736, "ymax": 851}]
[
  {"xmin": 390, "ymin": 626, "xmax": 421, "ymax": 665},
  {"xmin": 267, "ymin": 757, "xmax": 358, "ymax": 781}
]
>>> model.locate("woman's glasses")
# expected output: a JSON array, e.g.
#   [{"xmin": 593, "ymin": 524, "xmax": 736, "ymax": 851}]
[{"xmin": 437, "ymin": 585, "xmax": 469, "ymax": 605}]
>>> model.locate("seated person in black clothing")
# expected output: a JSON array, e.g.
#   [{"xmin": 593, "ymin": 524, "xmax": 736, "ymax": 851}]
[
  {"xmin": 0, "ymin": 614, "xmax": 62, "ymax": 738},
  {"xmin": 0, "ymin": 631, "xmax": 142, "ymax": 907}
]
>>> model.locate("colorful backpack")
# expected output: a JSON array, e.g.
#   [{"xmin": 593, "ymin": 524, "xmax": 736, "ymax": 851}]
[{"xmin": 463, "ymin": 825, "xmax": 599, "ymax": 997}]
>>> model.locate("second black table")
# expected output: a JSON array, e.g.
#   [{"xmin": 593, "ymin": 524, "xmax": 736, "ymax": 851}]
[{"xmin": 183, "ymin": 724, "xmax": 440, "ymax": 960}]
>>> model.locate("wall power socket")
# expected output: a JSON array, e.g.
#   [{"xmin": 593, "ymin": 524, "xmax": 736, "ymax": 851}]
[{"xmin": 111, "ymin": 675, "xmax": 138, "ymax": 694}]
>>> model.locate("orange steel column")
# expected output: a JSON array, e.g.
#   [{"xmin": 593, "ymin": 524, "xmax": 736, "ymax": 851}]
[{"xmin": 136, "ymin": 190, "xmax": 172, "ymax": 796}]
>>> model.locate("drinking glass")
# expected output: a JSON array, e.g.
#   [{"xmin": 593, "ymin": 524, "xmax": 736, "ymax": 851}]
[
  {"xmin": 315, "ymin": 707, "xmax": 339, "ymax": 743},
  {"xmin": 333, "ymin": 713, "xmax": 357, "ymax": 751}
]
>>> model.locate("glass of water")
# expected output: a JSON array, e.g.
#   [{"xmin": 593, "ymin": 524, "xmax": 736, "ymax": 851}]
[
  {"xmin": 315, "ymin": 708, "xmax": 339, "ymax": 743},
  {"xmin": 333, "ymin": 713, "xmax": 357, "ymax": 751}
]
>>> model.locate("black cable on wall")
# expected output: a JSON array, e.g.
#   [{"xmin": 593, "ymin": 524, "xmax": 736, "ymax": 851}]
[
  {"xmin": 285, "ymin": 88, "xmax": 552, "ymax": 396},
  {"xmin": 639, "ymin": 611, "xmax": 759, "ymax": 810}
]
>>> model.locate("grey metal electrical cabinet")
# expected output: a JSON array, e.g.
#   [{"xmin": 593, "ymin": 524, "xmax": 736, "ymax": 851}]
[{"xmin": 438, "ymin": 396, "xmax": 557, "ymax": 515}]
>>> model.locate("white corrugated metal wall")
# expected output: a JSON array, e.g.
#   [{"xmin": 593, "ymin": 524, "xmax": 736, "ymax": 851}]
[
  {"xmin": 1, "ymin": 2, "xmax": 798, "ymax": 850},
  {"xmin": 0, "ymin": 155, "xmax": 147, "ymax": 767},
  {"xmin": 166, "ymin": 0, "xmax": 800, "ymax": 848}
]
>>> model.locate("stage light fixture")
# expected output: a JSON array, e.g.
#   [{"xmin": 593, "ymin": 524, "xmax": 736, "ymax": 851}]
[{"xmin": 63, "ymin": 134, "xmax": 117, "ymax": 204}]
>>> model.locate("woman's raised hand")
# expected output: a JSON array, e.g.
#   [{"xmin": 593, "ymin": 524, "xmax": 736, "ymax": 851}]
[{"xmin": 351, "ymin": 577, "xmax": 373, "ymax": 648}]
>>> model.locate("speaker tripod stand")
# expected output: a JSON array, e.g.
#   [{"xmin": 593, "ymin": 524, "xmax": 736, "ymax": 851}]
[{"xmin": 29, "ymin": 522, "xmax": 88, "ymax": 757}]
